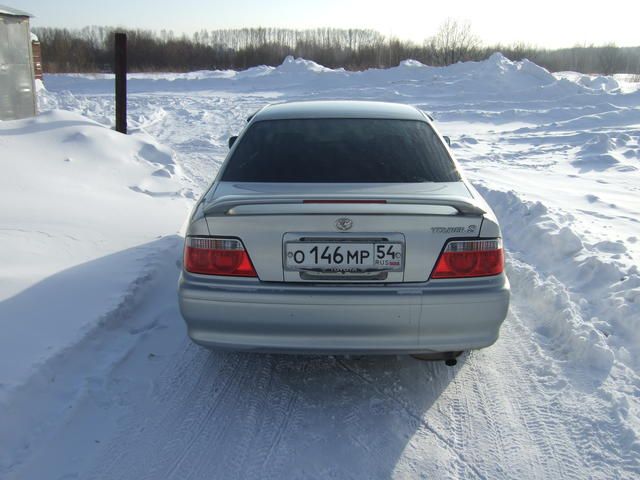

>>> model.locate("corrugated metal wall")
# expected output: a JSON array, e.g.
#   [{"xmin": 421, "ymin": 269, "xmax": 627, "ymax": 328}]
[{"xmin": 0, "ymin": 14, "xmax": 37, "ymax": 120}]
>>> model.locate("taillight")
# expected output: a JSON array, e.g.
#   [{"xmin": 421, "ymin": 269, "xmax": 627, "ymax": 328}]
[
  {"xmin": 184, "ymin": 237, "xmax": 257, "ymax": 277},
  {"xmin": 431, "ymin": 239, "xmax": 504, "ymax": 279}
]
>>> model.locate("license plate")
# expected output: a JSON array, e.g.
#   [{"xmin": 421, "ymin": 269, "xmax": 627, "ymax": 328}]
[{"xmin": 285, "ymin": 242, "xmax": 403, "ymax": 272}]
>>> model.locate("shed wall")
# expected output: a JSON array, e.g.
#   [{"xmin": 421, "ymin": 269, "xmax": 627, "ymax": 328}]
[{"xmin": 0, "ymin": 15, "xmax": 36, "ymax": 120}]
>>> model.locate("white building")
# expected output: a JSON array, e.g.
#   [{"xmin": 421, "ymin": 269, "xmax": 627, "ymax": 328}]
[{"xmin": 0, "ymin": 5, "xmax": 36, "ymax": 120}]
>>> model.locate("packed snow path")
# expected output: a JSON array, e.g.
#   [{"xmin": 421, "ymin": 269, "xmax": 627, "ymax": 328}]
[
  {"xmin": 3, "ymin": 55, "xmax": 639, "ymax": 478},
  {"xmin": 5, "ymin": 262, "xmax": 630, "ymax": 479}
]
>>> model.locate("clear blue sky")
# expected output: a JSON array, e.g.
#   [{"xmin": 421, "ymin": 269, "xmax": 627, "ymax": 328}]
[{"xmin": 15, "ymin": 0, "xmax": 640, "ymax": 48}]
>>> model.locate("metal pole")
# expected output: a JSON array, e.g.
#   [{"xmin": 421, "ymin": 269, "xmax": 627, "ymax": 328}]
[{"xmin": 115, "ymin": 32, "xmax": 127, "ymax": 134}]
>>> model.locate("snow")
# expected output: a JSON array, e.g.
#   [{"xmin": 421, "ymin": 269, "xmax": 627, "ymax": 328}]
[
  {"xmin": 1, "ymin": 53, "xmax": 639, "ymax": 479},
  {"xmin": 0, "ymin": 110, "xmax": 191, "ymax": 398}
]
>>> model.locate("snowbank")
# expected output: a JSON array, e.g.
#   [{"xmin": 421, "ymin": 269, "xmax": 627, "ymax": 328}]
[
  {"xmin": 555, "ymin": 71, "xmax": 623, "ymax": 93},
  {"xmin": 42, "ymin": 53, "xmax": 594, "ymax": 99},
  {"xmin": 0, "ymin": 110, "xmax": 191, "ymax": 397},
  {"xmin": 476, "ymin": 186, "xmax": 639, "ymax": 371}
]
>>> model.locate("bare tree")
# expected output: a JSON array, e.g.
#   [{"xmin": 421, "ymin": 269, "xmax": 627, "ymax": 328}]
[{"xmin": 430, "ymin": 18, "xmax": 480, "ymax": 66}]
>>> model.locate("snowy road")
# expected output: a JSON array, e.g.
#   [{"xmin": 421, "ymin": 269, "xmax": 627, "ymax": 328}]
[
  {"xmin": 5, "ymin": 252, "xmax": 634, "ymax": 479},
  {"xmin": 2, "ymin": 55, "xmax": 639, "ymax": 478}
]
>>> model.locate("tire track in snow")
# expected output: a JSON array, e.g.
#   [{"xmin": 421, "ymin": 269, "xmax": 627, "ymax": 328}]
[
  {"xmin": 334, "ymin": 311, "xmax": 600, "ymax": 480},
  {"xmin": 176, "ymin": 355, "xmax": 300, "ymax": 480},
  {"xmin": 448, "ymin": 371, "xmax": 478, "ymax": 478},
  {"xmin": 467, "ymin": 317, "xmax": 578, "ymax": 480},
  {"xmin": 179, "ymin": 356, "xmax": 307, "ymax": 480},
  {"xmin": 335, "ymin": 358, "xmax": 487, "ymax": 479},
  {"xmin": 93, "ymin": 349, "xmax": 246, "ymax": 480},
  {"xmin": 465, "ymin": 357, "xmax": 536, "ymax": 478},
  {"xmin": 255, "ymin": 368, "xmax": 303, "ymax": 479},
  {"xmin": 224, "ymin": 355, "xmax": 281, "ymax": 478},
  {"xmin": 162, "ymin": 354, "xmax": 250, "ymax": 480}
]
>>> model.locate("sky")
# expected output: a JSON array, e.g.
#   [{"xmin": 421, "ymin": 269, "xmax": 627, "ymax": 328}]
[{"xmin": 15, "ymin": 0, "xmax": 640, "ymax": 48}]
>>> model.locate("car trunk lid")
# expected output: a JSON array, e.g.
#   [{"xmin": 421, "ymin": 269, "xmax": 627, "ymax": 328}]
[{"xmin": 203, "ymin": 182, "xmax": 483, "ymax": 282}]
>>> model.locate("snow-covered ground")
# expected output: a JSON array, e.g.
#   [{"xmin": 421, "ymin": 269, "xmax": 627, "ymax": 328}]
[
  {"xmin": 0, "ymin": 110, "xmax": 192, "ymax": 395},
  {"xmin": 1, "ymin": 54, "xmax": 639, "ymax": 479}
]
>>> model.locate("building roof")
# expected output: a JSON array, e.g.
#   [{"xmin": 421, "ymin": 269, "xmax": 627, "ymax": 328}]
[
  {"xmin": 253, "ymin": 101, "xmax": 428, "ymax": 122},
  {"xmin": 0, "ymin": 5, "xmax": 33, "ymax": 17}
]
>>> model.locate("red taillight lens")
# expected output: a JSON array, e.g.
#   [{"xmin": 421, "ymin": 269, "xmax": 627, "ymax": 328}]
[
  {"xmin": 184, "ymin": 237, "xmax": 257, "ymax": 277},
  {"xmin": 431, "ymin": 239, "xmax": 504, "ymax": 279}
]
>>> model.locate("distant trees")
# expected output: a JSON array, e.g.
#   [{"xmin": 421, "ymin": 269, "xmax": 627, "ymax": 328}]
[
  {"xmin": 32, "ymin": 24, "xmax": 640, "ymax": 75},
  {"xmin": 598, "ymin": 43, "xmax": 624, "ymax": 75},
  {"xmin": 508, "ymin": 44, "xmax": 640, "ymax": 75}
]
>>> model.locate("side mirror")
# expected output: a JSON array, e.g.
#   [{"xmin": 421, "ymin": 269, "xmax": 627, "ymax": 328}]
[
  {"xmin": 228, "ymin": 136, "xmax": 238, "ymax": 148},
  {"xmin": 443, "ymin": 135, "xmax": 451, "ymax": 147}
]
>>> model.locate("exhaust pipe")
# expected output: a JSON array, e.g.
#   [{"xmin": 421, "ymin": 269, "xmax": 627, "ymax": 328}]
[{"xmin": 411, "ymin": 351, "xmax": 463, "ymax": 365}]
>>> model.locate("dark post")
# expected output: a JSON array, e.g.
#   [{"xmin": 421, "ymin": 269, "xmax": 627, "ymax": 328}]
[{"xmin": 115, "ymin": 32, "xmax": 127, "ymax": 134}]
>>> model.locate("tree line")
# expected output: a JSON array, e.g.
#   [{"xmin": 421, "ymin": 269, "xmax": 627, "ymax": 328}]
[{"xmin": 32, "ymin": 22, "xmax": 640, "ymax": 75}]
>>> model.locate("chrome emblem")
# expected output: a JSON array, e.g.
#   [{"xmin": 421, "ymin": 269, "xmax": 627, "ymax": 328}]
[{"xmin": 335, "ymin": 217, "xmax": 353, "ymax": 231}]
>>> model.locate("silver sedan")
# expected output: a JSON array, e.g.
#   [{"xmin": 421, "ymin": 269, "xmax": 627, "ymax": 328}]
[{"xmin": 178, "ymin": 100, "xmax": 510, "ymax": 363}]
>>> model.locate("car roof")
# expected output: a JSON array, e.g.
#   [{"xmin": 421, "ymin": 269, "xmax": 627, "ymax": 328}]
[{"xmin": 252, "ymin": 101, "xmax": 428, "ymax": 122}]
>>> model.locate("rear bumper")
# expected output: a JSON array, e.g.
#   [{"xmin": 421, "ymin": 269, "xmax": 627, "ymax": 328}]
[{"xmin": 178, "ymin": 272, "xmax": 510, "ymax": 354}]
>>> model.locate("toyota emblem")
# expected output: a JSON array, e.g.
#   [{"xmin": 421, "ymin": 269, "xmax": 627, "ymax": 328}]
[{"xmin": 335, "ymin": 217, "xmax": 353, "ymax": 231}]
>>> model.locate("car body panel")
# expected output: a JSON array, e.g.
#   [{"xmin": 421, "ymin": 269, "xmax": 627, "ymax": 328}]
[{"xmin": 179, "ymin": 271, "xmax": 510, "ymax": 354}]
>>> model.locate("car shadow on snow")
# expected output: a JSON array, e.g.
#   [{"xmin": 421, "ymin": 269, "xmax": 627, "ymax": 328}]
[{"xmin": 185, "ymin": 348, "xmax": 466, "ymax": 478}]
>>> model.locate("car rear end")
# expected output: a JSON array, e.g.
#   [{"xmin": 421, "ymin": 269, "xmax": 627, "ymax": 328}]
[{"xmin": 178, "ymin": 101, "xmax": 510, "ymax": 354}]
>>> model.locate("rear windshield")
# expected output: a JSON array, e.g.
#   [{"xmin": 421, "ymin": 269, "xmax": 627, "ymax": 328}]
[{"xmin": 221, "ymin": 118, "xmax": 460, "ymax": 183}]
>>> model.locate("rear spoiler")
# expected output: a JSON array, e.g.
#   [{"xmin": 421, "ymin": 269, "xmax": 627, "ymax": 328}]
[{"xmin": 203, "ymin": 195, "xmax": 486, "ymax": 216}]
